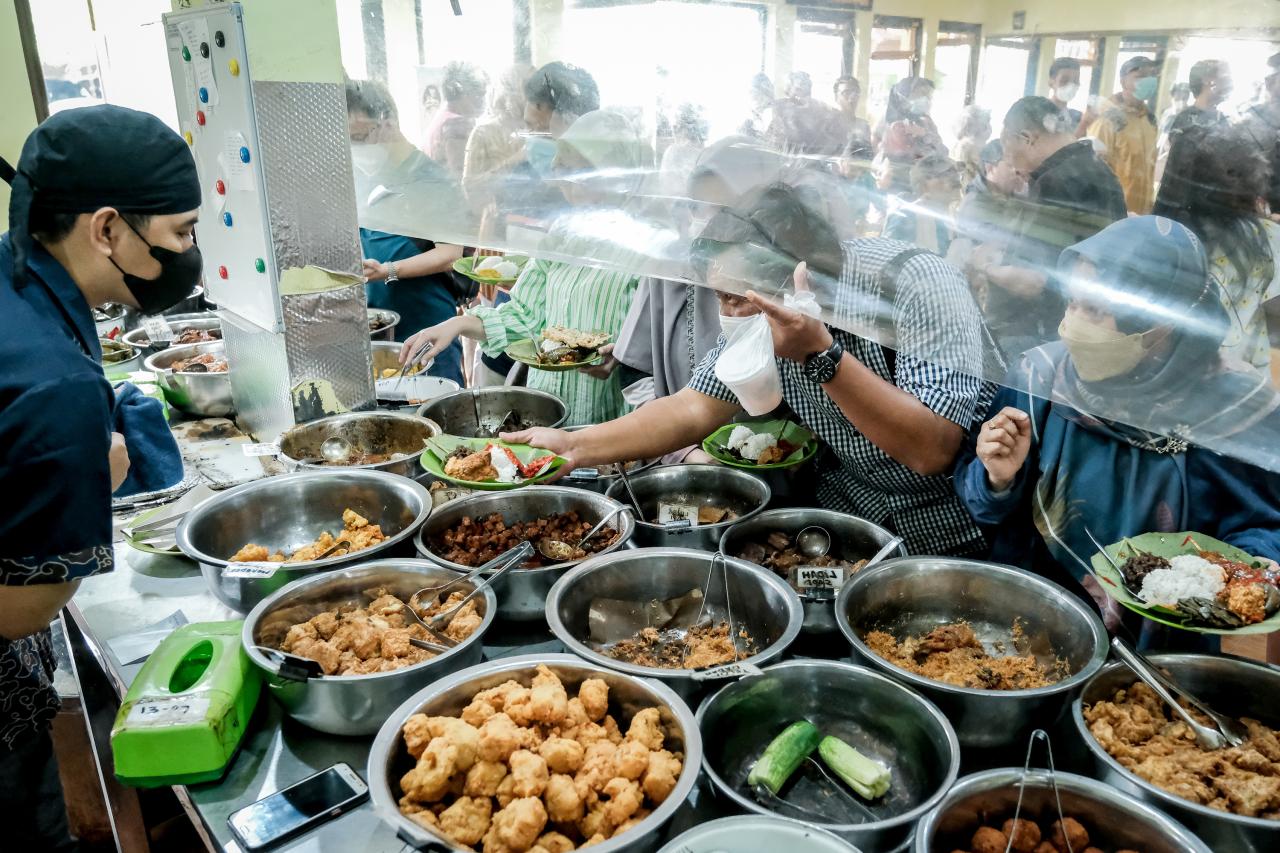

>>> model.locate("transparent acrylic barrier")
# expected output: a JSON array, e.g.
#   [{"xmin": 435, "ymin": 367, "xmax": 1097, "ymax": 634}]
[{"xmin": 342, "ymin": 43, "xmax": 1280, "ymax": 476}]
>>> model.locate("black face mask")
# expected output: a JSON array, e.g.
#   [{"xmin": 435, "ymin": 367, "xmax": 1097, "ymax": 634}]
[{"xmin": 109, "ymin": 217, "xmax": 203, "ymax": 315}]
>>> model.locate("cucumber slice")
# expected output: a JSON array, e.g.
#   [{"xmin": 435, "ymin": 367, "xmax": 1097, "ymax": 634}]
[
  {"xmin": 747, "ymin": 720, "xmax": 821, "ymax": 795},
  {"xmin": 818, "ymin": 735, "xmax": 890, "ymax": 799}
]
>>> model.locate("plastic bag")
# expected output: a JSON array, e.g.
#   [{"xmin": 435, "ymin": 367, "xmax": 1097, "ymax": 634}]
[{"xmin": 714, "ymin": 312, "xmax": 781, "ymax": 415}]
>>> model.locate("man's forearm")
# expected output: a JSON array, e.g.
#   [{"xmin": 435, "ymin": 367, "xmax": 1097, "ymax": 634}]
[
  {"xmin": 396, "ymin": 243, "xmax": 465, "ymax": 279},
  {"xmin": 987, "ymin": 264, "xmax": 1047, "ymax": 299},
  {"xmin": 570, "ymin": 390, "xmax": 739, "ymax": 466},
  {"xmin": 821, "ymin": 354, "xmax": 964, "ymax": 475}
]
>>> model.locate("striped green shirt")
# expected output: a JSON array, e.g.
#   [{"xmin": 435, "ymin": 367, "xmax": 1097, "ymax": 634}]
[{"xmin": 470, "ymin": 258, "xmax": 638, "ymax": 426}]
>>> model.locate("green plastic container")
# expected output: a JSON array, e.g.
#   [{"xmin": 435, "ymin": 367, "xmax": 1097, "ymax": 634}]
[{"xmin": 110, "ymin": 620, "xmax": 261, "ymax": 787}]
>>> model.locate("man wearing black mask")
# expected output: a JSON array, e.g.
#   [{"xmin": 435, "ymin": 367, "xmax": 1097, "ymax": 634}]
[{"xmin": 0, "ymin": 105, "xmax": 200, "ymax": 848}]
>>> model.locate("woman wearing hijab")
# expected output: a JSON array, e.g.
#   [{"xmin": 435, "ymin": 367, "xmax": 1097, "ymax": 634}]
[
  {"xmin": 400, "ymin": 110, "xmax": 646, "ymax": 425},
  {"xmin": 954, "ymin": 216, "xmax": 1280, "ymax": 649},
  {"xmin": 1, "ymin": 105, "xmax": 201, "ymax": 849},
  {"xmin": 876, "ymin": 77, "xmax": 948, "ymax": 194}
]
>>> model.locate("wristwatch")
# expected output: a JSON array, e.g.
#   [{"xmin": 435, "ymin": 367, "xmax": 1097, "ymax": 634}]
[
  {"xmin": 803, "ymin": 339, "xmax": 844, "ymax": 384},
  {"xmin": 385, "ymin": 262, "xmax": 399, "ymax": 283}
]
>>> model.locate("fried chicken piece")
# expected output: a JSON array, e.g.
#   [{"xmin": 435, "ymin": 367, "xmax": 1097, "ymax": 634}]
[
  {"xmin": 539, "ymin": 737, "xmax": 585, "ymax": 774},
  {"xmin": 479, "ymin": 713, "xmax": 526, "ymax": 763},
  {"xmin": 380, "ymin": 627, "xmax": 416, "ymax": 659},
  {"xmin": 602, "ymin": 715, "xmax": 623, "ymax": 745},
  {"xmin": 614, "ymin": 807, "xmax": 651, "ymax": 836},
  {"xmin": 564, "ymin": 697, "xmax": 593, "ymax": 731},
  {"xmin": 543, "ymin": 773, "xmax": 583, "ymax": 824},
  {"xmin": 445, "ymin": 600, "xmax": 484, "ymax": 643},
  {"xmin": 625, "ymin": 708, "xmax": 664, "ymax": 751},
  {"xmin": 342, "ymin": 508, "xmax": 370, "ymax": 529},
  {"xmin": 577, "ymin": 799, "xmax": 609, "ymax": 842},
  {"xmin": 916, "ymin": 623, "xmax": 982, "ymax": 657},
  {"xmin": 465, "ymin": 760, "xmax": 508, "ymax": 798},
  {"xmin": 366, "ymin": 592, "xmax": 406, "ymax": 620},
  {"xmin": 331, "ymin": 616, "xmax": 381, "ymax": 658},
  {"xmin": 601, "ymin": 777, "xmax": 643, "ymax": 828},
  {"xmin": 578, "ymin": 679, "xmax": 609, "ymax": 722},
  {"xmin": 282, "ymin": 621, "xmax": 317, "ymax": 647},
  {"xmin": 311, "ymin": 610, "xmax": 339, "ymax": 640},
  {"xmin": 641, "ymin": 749, "xmax": 681, "ymax": 804},
  {"xmin": 400, "ymin": 737, "xmax": 459, "ymax": 804},
  {"xmin": 580, "ymin": 834, "xmax": 607, "ymax": 848},
  {"xmin": 529, "ymin": 665, "xmax": 569, "ymax": 724},
  {"xmin": 402, "ymin": 714, "xmax": 435, "ymax": 759},
  {"xmin": 532, "ymin": 832, "xmax": 574, "ymax": 853},
  {"xmin": 574, "ymin": 721, "xmax": 611, "ymax": 748},
  {"xmin": 1226, "ymin": 581, "xmax": 1269, "ymax": 624},
  {"xmin": 282, "ymin": 635, "xmax": 340, "ymax": 674},
  {"xmin": 756, "ymin": 445, "xmax": 786, "ymax": 465},
  {"xmin": 417, "ymin": 716, "xmax": 480, "ymax": 771},
  {"xmin": 613, "ymin": 739, "xmax": 649, "ymax": 781},
  {"xmin": 407, "ymin": 809, "xmax": 439, "ymax": 832},
  {"xmin": 446, "ymin": 451, "xmax": 498, "ymax": 483},
  {"xmin": 474, "ymin": 680, "xmax": 526, "ymax": 711},
  {"xmin": 575, "ymin": 740, "xmax": 618, "ymax": 793},
  {"xmin": 502, "ymin": 686, "xmax": 537, "ymax": 727},
  {"xmin": 509, "ymin": 749, "xmax": 550, "ymax": 798},
  {"xmin": 463, "ymin": 698, "xmax": 500, "ymax": 728},
  {"xmin": 495, "ymin": 773, "xmax": 517, "ymax": 809},
  {"xmin": 438, "ymin": 796, "xmax": 492, "ymax": 847},
  {"xmin": 483, "ymin": 797, "xmax": 547, "ymax": 853},
  {"xmin": 231, "ymin": 543, "xmax": 271, "ymax": 562}
]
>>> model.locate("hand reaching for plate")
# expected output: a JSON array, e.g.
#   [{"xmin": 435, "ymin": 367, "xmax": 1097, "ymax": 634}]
[{"xmin": 578, "ymin": 343, "xmax": 617, "ymax": 379}]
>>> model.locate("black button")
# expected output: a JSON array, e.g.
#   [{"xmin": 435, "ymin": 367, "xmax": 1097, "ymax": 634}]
[
  {"xmin": 199, "ymin": 42, "xmax": 209, "ymax": 58},
  {"xmin": 214, "ymin": 31, "xmax": 225, "ymax": 48}
]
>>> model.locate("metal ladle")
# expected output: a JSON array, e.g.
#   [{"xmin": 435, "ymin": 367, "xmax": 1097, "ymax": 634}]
[
  {"xmin": 795, "ymin": 526, "xmax": 832, "ymax": 559},
  {"xmin": 537, "ymin": 506, "xmax": 628, "ymax": 562},
  {"xmin": 320, "ymin": 436, "xmax": 353, "ymax": 464}
]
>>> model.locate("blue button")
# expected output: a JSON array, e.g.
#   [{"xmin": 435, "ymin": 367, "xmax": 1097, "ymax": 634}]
[
  {"xmin": 223, "ymin": 212, "xmax": 233, "ymax": 227},
  {"xmin": 239, "ymin": 146, "xmax": 250, "ymax": 163},
  {"xmin": 199, "ymin": 87, "xmax": 208, "ymax": 103}
]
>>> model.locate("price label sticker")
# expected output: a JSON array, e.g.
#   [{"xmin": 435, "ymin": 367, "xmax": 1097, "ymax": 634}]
[
  {"xmin": 795, "ymin": 566, "xmax": 845, "ymax": 592},
  {"xmin": 222, "ymin": 562, "xmax": 279, "ymax": 578},
  {"xmin": 657, "ymin": 502, "xmax": 700, "ymax": 527},
  {"xmin": 568, "ymin": 468, "xmax": 600, "ymax": 481},
  {"xmin": 241, "ymin": 442, "xmax": 279, "ymax": 457},
  {"xmin": 691, "ymin": 661, "xmax": 764, "ymax": 682},
  {"xmin": 124, "ymin": 694, "xmax": 211, "ymax": 727},
  {"xmin": 142, "ymin": 315, "xmax": 173, "ymax": 342}
]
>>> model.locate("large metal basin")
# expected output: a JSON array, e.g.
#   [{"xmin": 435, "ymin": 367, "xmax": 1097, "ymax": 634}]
[
  {"xmin": 604, "ymin": 464, "xmax": 771, "ymax": 551},
  {"xmin": 697, "ymin": 660, "xmax": 959, "ymax": 853},
  {"xmin": 368, "ymin": 654, "xmax": 701, "ymax": 852},
  {"xmin": 721, "ymin": 508, "xmax": 905, "ymax": 634},
  {"xmin": 414, "ymin": 486, "xmax": 635, "ymax": 621},
  {"xmin": 916, "ymin": 767, "xmax": 1211, "ymax": 852},
  {"xmin": 144, "ymin": 341, "xmax": 234, "ymax": 417},
  {"xmin": 414, "ymin": 386, "xmax": 567, "ymax": 437},
  {"xmin": 546, "ymin": 547, "xmax": 803, "ymax": 702},
  {"xmin": 368, "ymin": 308, "xmax": 400, "ymax": 341},
  {"xmin": 837, "ymin": 558, "xmax": 1108, "ymax": 750},
  {"xmin": 121, "ymin": 312, "xmax": 221, "ymax": 354},
  {"xmin": 176, "ymin": 471, "xmax": 431, "ymax": 613},
  {"xmin": 242, "ymin": 560, "xmax": 495, "ymax": 735},
  {"xmin": 1073, "ymin": 654, "xmax": 1280, "ymax": 852},
  {"xmin": 278, "ymin": 411, "xmax": 442, "ymax": 479}
]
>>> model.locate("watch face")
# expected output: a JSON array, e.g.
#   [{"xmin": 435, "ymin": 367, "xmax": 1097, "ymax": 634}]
[{"xmin": 805, "ymin": 354, "xmax": 836, "ymax": 383}]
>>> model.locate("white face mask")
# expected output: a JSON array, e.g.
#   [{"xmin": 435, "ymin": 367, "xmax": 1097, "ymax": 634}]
[
  {"xmin": 718, "ymin": 311, "xmax": 757, "ymax": 340},
  {"xmin": 350, "ymin": 143, "xmax": 391, "ymax": 176},
  {"xmin": 1056, "ymin": 82, "xmax": 1080, "ymax": 103}
]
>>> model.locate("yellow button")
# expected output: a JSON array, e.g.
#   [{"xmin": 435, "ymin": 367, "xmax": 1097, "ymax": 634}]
[
  {"xmin": 228, "ymin": 59, "xmax": 240, "ymax": 76},
  {"xmin": 184, "ymin": 131, "xmax": 194, "ymax": 145}
]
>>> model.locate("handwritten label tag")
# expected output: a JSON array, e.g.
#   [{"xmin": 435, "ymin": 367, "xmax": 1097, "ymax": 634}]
[
  {"xmin": 124, "ymin": 694, "xmax": 211, "ymax": 728},
  {"xmin": 222, "ymin": 562, "xmax": 279, "ymax": 578},
  {"xmin": 795, "ymin": 566, "xmax": 845, "ymax": 592},
  {"xmin": 657, "ymin": 502, "xmax": 700, "ymax": 527},
  {"xmin": 568, "ymin": 468, "xmax": 600, "ymax": 481},
  {"xmin": 142, "ymin": 315, "xmax": 173, "ymax": 342},
  {"xmin": 691, "ymin": 661, "xmax": 764, "ymax": 681},
  {"xmin": 241, "ymin": 442, "xmax": 279, "ymax": 457}
]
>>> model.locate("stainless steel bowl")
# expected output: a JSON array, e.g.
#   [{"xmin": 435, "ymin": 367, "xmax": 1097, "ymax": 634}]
[
  {"xmin": 368, "ymin": 654, "xmax": 702, "ymax": 853},
  {"xmin": 414, "ymin": 386, "xmax": 567, "ymax": 437},
  {"xmin": 915, "ymin": 767, "xmax": 1211, "ymax": 853},
  {"xmin": 697, "ymin": 659, "xmax": 959, "ymax": 852},
  {"xmin": 658, "ymin": 817, "xmax": 862, "ymax": 853},
  {"xmin": 278, "ymin": 411, "xmax": 442, "ymax": 478},
  {"xmin": 836, "ymin": 558, "xmax": 1108, "ymax": 750},
  {"xmin": 414, "ymin": 486, "xmax": 635, "ymax": 621},
  {"xmin": 368, "ymin": 308, "xmax": 401, "ymax": 341},
  {"xmin": 144, "ymin": 341, "xmax": 234, "ymax": 417},
  {"xmin": 122, "ymin": 312, "xmax": 221, "ymax": 354},
  {"xmin": 546, "ymin": 547, "xmax": 803, "ymax": 702},
  {"xmin": 604, "ymin": 464, "xmax": 771, "ymax": 552},
  {"xmin": 99, "ymin": 338, "xmax": 143, "ymax": 374},
  {"xmin": 558, "ymin": 425, "xmax": 660, "ymax": 494},
  {"xmin": 93, "ymin": 302, "xmax": 135, "ymax": 338},
  {"xmin": 176, "ymin": 470, "xmax": 432, "ymax": 613},
  {"xmin": 242, "ymin": 559, "xmax": 496, "ymax": 735},
  {"xmin": 1073, "ymin": 654, "xmax": 1280, "ymax": 852},
  {"xmin": 720, "ymin": 509, "xmax": 906, "ymax": 634},
  {"xmin": 371, "ymin": 341, "xmax": 460, "ymax": 404}
]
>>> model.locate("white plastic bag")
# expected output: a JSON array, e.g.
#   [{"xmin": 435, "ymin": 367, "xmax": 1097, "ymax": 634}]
[{"xmin": 714, "ymin": 312, "xmax": 781, "ymax": 415}]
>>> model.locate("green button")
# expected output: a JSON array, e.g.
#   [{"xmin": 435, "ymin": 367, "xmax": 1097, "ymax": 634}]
[
  {"xmin": 254, "ymin": 258, "xmax": 265, "ymax": 273},
  {"xmin": 181, "ymin": 45, "xmax": 190, "ymax": 61}
]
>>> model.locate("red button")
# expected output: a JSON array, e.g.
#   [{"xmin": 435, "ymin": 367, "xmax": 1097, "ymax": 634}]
[
  {"xmin": 196, "ymin": 110, "xmax": 206, "ymax": 125},
  {"xmin": 218, "ymin": 265, "xmax": 228, "ymax": 279},
  {"xmin": 215, "ymin": 179, "xmax": 225, "ymax": 195}
]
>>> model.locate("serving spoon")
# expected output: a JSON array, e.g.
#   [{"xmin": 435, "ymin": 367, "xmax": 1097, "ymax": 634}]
[{"xmin": 537, "ymin": 506, "xmax": 628, "ymax": 562}]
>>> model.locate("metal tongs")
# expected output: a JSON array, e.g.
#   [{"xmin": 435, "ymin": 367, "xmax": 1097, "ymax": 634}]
[
  {"xmin": 682, "ymin": 551, "xmax": 742, "ymax": 665},
  {"xmin": 401, "ymin": 540, "xmax": 535, "ymax": 646},
  {"xmin": 394, "ymin": 339, "xmax": 436, "ymax": 390},
  {"xmin": 1006, "ymin": 730, "xmax": 1071, "ymax": 853},
  {"xmin": 122, "ymin": 510, "xmax": 188, "ymax": 544},
  {"xmin": 1110, "ymin": 636, "xmax": 1248, "ymax": 749}
]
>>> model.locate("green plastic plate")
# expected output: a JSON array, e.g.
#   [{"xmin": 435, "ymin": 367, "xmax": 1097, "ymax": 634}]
[
  {"xmin": 452, "ymin": 254, "xmax": 529, "ymax": 287},
  {"xmin": 421, "ymin": 435, "xmax": 566, "ymax": 491},
  {"xmin": 504, "ymin": 338, "xmax": 605, "ymax": 372},
  {"xmin": 702, "ymin": 419, "xmax": 818, "ymax": 470}
]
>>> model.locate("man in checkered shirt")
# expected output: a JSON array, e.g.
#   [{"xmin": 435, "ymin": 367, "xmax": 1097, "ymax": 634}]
[{"xmin": 508, "ymin": 184, "xmax": 996, "ymax": 556}]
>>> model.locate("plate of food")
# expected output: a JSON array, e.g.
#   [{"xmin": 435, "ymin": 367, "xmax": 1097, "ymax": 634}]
[
  {"xmin": 702, "ymin": 420, "xmax": 818, "ymax": 470},
  {"xmin": 1090, "ymin": 531, "xmax": 1280, "ymax": 634},
  {"xmin": 421, "ymin": 435, "xmax": 566, "ymax": 490},
  {"xmin": 451, "ymin": 253, "xmax": 529, "ymax": 286},
  {"xmin": 505, "ymin": 325, "xmax": 610, "ymax": 372}
]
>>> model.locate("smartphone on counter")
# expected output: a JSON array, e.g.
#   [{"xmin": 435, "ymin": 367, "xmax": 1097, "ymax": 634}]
[{"xmin": 227, "ymin": 762, "xmax": 369, "ymax": 850}]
